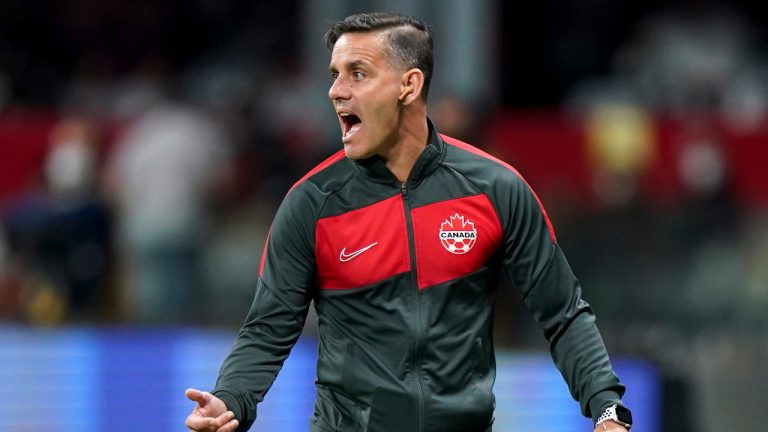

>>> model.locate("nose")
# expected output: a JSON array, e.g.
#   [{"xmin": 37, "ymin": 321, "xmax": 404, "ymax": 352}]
[{"xmin": 328, "ymin": 76, "xmax": 350, "ymax": 101}]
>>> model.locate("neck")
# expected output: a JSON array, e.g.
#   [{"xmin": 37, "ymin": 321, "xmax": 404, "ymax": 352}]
[{"xmin": 384, "ymin": 109, "xmax": 429, "ymax": 183}]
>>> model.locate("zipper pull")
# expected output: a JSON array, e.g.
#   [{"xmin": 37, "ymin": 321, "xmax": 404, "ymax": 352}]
[{"xmin": 400, "ymin": 182, "xmax": 408, "ymax": 198}]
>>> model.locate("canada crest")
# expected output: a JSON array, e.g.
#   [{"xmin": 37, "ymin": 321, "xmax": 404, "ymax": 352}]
[{"xmin": 439, "ymin": 213, "xmax": 477, "ymax": 254}]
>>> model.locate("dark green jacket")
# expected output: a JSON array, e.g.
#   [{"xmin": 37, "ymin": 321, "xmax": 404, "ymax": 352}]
[{"xmin": 213, "ymin": 121, "xmax": 625, "ymax": 431}]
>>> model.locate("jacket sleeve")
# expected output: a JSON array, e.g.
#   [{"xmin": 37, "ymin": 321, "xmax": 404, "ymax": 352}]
[
  {"xmin": 497, "ymin": 174, "xmax": 626, "ymax": 423},
  {"xmin": 212, "ymin": 187, "xmax": 317, "ymax": 431}
]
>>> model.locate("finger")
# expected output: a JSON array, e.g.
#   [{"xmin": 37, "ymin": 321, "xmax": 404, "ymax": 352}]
[
  {"xmin": 185, "ymin": 413, "xmax": 217, "ymax": 431},
  {"xmin": 186, "ymin": 388, "xmax": 209, "ymax": 404},
  {"xmin": 212, "ymin": 411, "xmax": 235, "ymax": 429},
  {"xmin": 216, "ymin": 419, "xmax": 239, "ymax": 432}
]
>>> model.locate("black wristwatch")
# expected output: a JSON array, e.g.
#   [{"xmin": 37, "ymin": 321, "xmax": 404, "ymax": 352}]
[{"xmin": 595, "ymin": 404, "xmax": 633, "ymax": 430}]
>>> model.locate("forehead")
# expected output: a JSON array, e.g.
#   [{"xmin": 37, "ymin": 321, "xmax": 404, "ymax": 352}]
[{"xmin": 329, "ymin": 31, "xmax": 390, "ymax": 67}]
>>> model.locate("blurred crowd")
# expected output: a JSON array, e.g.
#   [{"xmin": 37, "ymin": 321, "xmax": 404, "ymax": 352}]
[
  {"xmin": 0, "ymin": 0, "xmax": 332, "ymax": 326},
  {"xmin": 0, "ymin": 1, "xmax": 767, "ymax": 429}
]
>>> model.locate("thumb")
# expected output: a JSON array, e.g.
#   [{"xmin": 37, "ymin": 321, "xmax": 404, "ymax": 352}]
[{"xmin": 185, "ymin": 388, "xmax": 210, "ymax": 405}]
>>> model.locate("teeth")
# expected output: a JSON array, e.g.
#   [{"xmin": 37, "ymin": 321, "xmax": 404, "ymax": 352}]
[{"xmin": 340, "ymin": 113, "xmax": 350, "ymax": 117}]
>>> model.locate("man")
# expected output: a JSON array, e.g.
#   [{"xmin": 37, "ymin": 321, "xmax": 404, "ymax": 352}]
[{"xmin": 185, "ymin": 12, "xmax": 632, "ymax": 432}]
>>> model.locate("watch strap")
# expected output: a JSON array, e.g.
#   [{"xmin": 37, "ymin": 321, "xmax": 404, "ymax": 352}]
[{"xmin": 596, "ymin": 404, "xmax": 632, "ymax": 430}]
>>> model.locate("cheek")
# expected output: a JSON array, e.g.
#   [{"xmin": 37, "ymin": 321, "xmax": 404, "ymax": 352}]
[{"xmin": 366, "ymin": 92, "xmax": 401, "ymax": 127}]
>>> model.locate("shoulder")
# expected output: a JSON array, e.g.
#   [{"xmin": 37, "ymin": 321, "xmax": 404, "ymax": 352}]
[
  {"xmin": 440, "ymin": 134, "xmax": 526, "ymax": 188},
  {"xmin": 270, "ymin": 151, "xmax": 352, "ymax": 242},
  {"xmin": 440, "ymin": 134, "xmax": 556, "ymax": 241},
  {"xmin": 282, "ymin": 150, "xmax": 353, "ymax": 203},
  {"xmin": 272, "ymin": 150, "xmax": 357, "ymax": 229},
  {"xmin": 289, "ymin": 150, "xmax": 350, "ymax": 192}
]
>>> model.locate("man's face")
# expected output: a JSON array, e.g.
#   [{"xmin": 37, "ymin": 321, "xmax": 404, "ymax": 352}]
[{"xmin": 328, "ymin": 31, "xmax": 404, "ymax": 160}]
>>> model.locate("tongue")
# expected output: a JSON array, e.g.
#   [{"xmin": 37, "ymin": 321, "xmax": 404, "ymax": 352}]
[{"xmin": 345, "ymin": 122, "xmax": 362, "ymax": 138}]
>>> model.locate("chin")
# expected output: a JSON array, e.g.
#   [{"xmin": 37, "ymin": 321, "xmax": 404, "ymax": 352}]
[
  {"xmin": 343, "ymin": 144, "xmax": 363, "ymax": 160},
  {"xmin": 343, "ymin": 142, "xmax": 370, "ymax": 160}
]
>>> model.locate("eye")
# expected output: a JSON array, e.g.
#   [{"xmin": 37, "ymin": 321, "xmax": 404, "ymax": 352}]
[
  {"xmin": 352, "ymin": 71, "xmax": 365, "ymax": 81},
  {"xmin": 330, "ymin": 71, "xmax": 339, "ymax": 80}
]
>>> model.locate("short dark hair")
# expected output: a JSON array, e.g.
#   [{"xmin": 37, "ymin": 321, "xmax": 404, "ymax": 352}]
[{"xmin": 324, "ymin": 12, "xmax": 434, "ymax": 100}]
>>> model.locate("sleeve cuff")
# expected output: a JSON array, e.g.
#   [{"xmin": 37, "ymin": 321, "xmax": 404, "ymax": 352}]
[
  {"xmin": 212, "ymin": 389, "xmax": 244, "ymax": 424},
  {"xmin": 588, "ymin": 390, "xmax": 624, "ymax": 424}
]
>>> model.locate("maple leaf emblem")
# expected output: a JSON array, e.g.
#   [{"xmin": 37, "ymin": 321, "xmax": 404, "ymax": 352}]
[{"xmin": 441, "ymin": 214, "xmax": 475, "ymax": 231}]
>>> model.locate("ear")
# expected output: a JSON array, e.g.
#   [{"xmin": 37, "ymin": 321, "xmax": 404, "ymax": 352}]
[{"xmin": 398, "ymin": 68, "xmax": 425, "ymax": 105}]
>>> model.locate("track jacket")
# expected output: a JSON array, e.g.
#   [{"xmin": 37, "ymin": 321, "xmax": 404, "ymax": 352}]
[{"xmin": 212, "ymin": 120, "xmax": 626, "ymax": 431}]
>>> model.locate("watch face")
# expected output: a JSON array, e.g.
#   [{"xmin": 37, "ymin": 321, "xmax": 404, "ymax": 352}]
[{"xmin": 616, "ymin": 405, "xmax": 633, "ymax": 425}]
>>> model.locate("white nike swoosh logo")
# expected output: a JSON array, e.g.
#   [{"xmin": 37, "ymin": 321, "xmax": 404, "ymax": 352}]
[{"xmin": 339, "ymin": 242, "xmax": 379, "ymax": 262}]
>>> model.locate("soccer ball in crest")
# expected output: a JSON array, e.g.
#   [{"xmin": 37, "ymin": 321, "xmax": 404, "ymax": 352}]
[{"xmin": 439, "ymin": 214, "xmax": 477, "ymax": 254}]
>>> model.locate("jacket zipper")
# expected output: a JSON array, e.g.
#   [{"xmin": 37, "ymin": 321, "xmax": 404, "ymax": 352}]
[{"xmin": 401, "ymin": 182, "xmax": 426, "ymax": 431}]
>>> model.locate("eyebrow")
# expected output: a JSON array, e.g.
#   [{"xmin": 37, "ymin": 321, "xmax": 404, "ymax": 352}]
[{"xmin": 328, "ymin": 59, "xmax": 371, "ymax": 73}]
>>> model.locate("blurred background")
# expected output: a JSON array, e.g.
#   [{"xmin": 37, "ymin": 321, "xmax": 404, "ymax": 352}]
[{"xmin": 0, "ymin": 0, "xmax": 766, "ymax": 430}]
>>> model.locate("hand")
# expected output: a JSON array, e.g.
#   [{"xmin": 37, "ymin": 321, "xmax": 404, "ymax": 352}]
[
  {"xmin": 593, "ymin": 420, "xmax": 629, "ymax": 432},
  {"xmin": 185, "ymin": 388, "xmax": 240, "ymax": 432}
]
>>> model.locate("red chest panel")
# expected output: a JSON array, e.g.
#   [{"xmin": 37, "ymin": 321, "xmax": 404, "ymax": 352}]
[
  {"xmin": 316, "ymin": 195, "xmax": 411, "ymax": 289},
  {"xmin": 411, "ymin": 194, "xmax": 502, "ymax": 289},
  {"xmin": 315, "ymin": 193, "xmax": 502, "ymax": 290}
]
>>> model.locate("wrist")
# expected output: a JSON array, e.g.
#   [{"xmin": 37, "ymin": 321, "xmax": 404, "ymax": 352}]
[
  {"xmin": 588, "ymin": 390, "xmax": 623, "ymax": 424},
  {"xmin": 595, "ymin": 420, "xmax": 629, "ymax": 431}
]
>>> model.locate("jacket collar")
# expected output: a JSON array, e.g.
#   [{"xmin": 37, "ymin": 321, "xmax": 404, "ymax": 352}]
[{"xmin": 354, "ymin": 117, "xmax": 445, "ymax": 187}]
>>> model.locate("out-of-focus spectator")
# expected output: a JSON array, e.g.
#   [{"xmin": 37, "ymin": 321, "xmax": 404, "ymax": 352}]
[
  {"xmin": 584, "ymin": 103, "xmax": 656, "ymax": 206},
  {"xmin": 105, "ymin": 102, "xmax": 233, "ymax": 323},
  {"xmin": 676, "ymin": 126, "xmax": 727, "ymax": 199},
  {"xmin": 2, "ymin": 117, "xmax": 110, "ymax": 324},
  {"xmin": 44, "ymin": 118, "xmax": 99, "ymax": 199}
]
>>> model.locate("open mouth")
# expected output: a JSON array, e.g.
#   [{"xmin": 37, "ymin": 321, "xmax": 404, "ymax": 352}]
[{"xmin": 340, "ymin": 113, "xmax": 362, "ymax": 138}]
